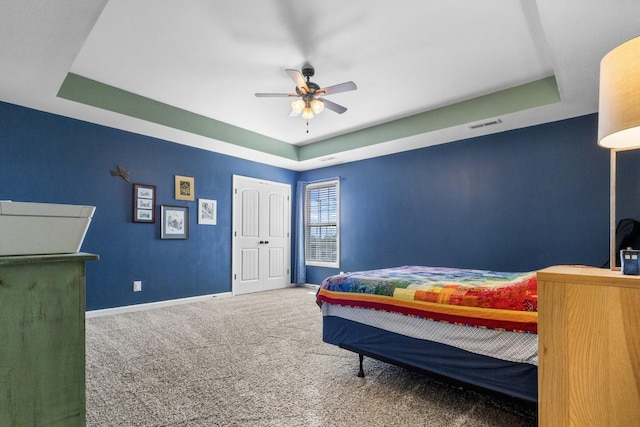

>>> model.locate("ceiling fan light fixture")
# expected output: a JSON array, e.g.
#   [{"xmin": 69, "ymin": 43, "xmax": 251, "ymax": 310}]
[
  {"xmin": 291, "ymin": 99, "xmax": 305, "ymax": 114},
  {"xmin": 255, "ymin": 64, "xmax": 357, "ymax": 127},
  {"xmin": 302, "ymin": 107, "xmax": 314, "ymax": 120},
  {"xmin": 311, "ymin": 99, "xmax": 324, "ymax": 114}
]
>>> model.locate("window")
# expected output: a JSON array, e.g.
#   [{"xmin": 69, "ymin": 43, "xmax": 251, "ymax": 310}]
[{"xmin": 305, "ymin": 180, "xmax": 339, "ymax": 267}]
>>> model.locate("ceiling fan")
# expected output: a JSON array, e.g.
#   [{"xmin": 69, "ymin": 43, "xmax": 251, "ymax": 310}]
[{"xmin": 255, "ymin": 63, "xmax": 357, "ymax": 120}]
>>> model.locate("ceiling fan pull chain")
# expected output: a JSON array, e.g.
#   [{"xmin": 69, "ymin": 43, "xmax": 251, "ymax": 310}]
[{"xmin": 306, "ymin": 120, "xmax": 309, "ymax": 133}]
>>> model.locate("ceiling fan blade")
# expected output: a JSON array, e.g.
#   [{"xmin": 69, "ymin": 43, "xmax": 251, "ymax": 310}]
[
  {"xmin": 317, "ymin": 81, "xmax": 357, "ymax": 96},
  {"xmin": 255, "ymin": 92, "xmax": 297, "ymax": 97},
  {"xmin": 288, "ymin": 109, "xmax": 300, "ymax": 117},
  {"xmin": 321, "ymin": 98, "xmax": 348, "ymax": 114},
  {"xmin": 285, "ymin": 69, "xmax": 309, "ymax": 94}
]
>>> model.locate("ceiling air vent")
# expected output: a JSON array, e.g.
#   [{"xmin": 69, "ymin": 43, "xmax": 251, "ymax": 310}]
[{"xmin": 469, "ymin": 119, "xmax": 502, "ymax": 130}]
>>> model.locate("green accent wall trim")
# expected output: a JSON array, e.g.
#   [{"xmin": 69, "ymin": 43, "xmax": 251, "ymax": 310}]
[
  {"xmin": 57, "ymin": 73, "xmax": 299, "ymax": 161},
  {"xmin": 297, "ymin": 76, "xmax": 560, "ymax": 161},
  {"xmin": 57, "ymin": 73, "xmax": 559, "ymax": 163}
]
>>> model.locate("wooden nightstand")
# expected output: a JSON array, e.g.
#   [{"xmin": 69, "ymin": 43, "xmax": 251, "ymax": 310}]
[{"xmin": 537, "ymin": 265, "xmax": 640, "ymax": 426}]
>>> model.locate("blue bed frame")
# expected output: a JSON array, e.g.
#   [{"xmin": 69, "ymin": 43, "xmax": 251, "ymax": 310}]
[{"xmin": 323, "ymin": 315, "xmax": 538, "ymax": 403}]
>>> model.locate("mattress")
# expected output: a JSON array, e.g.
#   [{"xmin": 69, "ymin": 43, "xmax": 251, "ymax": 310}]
[
  {"xmin": 317, "ymin": 266, "xmax": 538, "ymax": 333},
  {"xmin": 321, "ymin": 302, "xmax": 538, "ymax": 365}
]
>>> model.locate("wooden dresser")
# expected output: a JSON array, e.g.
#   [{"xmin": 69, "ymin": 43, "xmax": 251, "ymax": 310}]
[
  {"xmin": 537, "ymin": 266, "xmax": 640, "ymax": 426},
  {"xmin": 0, "ymin": 253, "xmax": 98, "ymax": 426}
]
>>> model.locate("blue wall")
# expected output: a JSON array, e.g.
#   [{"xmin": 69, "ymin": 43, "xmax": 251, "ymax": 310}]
[
  {"xmin": 0, "ymin": 101, "xmax": 297, "ymax": 310},
  {"xmin": 1, "ymin": 100, "xmax": 629, "ymax": 305},
  {"xmin": 301, "ymin": 114, "xmax": 612, "ymax": 284},
  {"xmin": 617, "ymin": 149, "xmax": 640, "ymax": 219}
]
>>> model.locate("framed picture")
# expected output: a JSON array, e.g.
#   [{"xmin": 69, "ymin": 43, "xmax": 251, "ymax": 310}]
[
  {"xmin": 133, "ymin": 183, "xmax": 156, "ymax": 223},
  {"xmin": 175, "ymin": 175, "xmax": 195, "ymax": 201},
  {"xmin": 198, "ymin": 198, "xmax": 217, "ymax": 225},
  {"xmin": 161, "ymin": 205, "xmax": 189, "ymax": 239}
]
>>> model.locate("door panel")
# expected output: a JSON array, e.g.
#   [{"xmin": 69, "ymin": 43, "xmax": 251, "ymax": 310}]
[
  {"xmin": 241, "ymin": 189, "xmax": 259, "ymax": 237},
  {"xmin": 269, "ymin": 193, "xmax": 285, "ymax": 237},
  {"xmin": 264, "ymin": 190, "xmax": 288, "ymax": 290},
  {"xmin": 241, "ymin": 249, "xmax": 259, "ymax": 281},
  {"xmin": 235, "ymin": 185, "xmax": 263, "ymax": 294}
]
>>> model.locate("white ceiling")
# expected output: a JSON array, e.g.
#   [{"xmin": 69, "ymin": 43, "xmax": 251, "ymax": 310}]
[{"xmin": 1, "ymin": 1, "xmax": 639, "ymax": 171}]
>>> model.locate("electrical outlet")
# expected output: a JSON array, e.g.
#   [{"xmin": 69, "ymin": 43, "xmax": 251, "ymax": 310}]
[{"xmin": 133, "ymin": 280, "xmax": 142, "ymax": 292}]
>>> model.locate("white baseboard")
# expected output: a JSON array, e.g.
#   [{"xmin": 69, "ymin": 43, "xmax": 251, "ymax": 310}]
[
  {"xmin": 86, "ymin": 284, "xmax": 316, "ymax": 318},
  {"xmin": 85, "ymin": 292, "xmax": 233, "ymax": 318}
]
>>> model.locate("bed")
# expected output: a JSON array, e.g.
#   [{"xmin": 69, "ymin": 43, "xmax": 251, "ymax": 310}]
[{"xmin": 316, "ymin": 266, "xmax": 538, "ymax": 403}]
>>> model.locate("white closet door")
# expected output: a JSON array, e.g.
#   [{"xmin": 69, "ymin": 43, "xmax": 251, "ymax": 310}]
[{"xmin": 232, "ymin": 176, "xmax": 291, "ymax": 295}]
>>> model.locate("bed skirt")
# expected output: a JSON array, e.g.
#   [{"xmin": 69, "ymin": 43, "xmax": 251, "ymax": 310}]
[{"xmin": 323, "ymin": 315, "xmax": 538, "ymax": 403}]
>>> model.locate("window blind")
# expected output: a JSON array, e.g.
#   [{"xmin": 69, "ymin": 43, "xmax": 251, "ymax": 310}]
[{"xmin": 305, "ymin": 180, "xmax": 339, "ymax": 267}]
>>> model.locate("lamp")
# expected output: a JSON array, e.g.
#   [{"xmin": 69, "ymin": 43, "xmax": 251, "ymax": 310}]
[
  {"xmin": 598, "ymin": 35, "xmax": 640, "ymax": 271},
  {"xmin": 311, "ymin": 99, "xmax": 324, "ymax": 114},
  {"xmin": 291, "ymin": 99, "xmax": 305, "ymax": 115},
  {"xmin": 302, "ymin": 107, "xmax": 314, "ymax": 120},
  {"xmin": 598, "ymin": 36, "xmax": 640, "ymax": 149},
  {"xmin": 292, "ymin": 97, "xmax": 324, "ymax": 119}
]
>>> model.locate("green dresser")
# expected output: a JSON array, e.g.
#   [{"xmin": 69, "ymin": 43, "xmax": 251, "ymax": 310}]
[{"xmin": 0, "ymin": 253, "xmax": 98, "ymax": 426}]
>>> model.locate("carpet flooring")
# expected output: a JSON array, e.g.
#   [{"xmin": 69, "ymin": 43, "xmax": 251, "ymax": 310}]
[{"xmin": 85, "ymin": 286, "xmax": 537, "ymax": 426}]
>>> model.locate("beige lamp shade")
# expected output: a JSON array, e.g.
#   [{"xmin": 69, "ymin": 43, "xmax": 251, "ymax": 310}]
[{"xmin": 598, "ymin": 36, "xmax": 640, "ymax": 149}]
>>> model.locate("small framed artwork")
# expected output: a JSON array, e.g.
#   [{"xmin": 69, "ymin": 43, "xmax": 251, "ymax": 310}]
[
  {"xmin": 175, "ymin": 175, "xmax": 195, "ymax": 201},
  {"xmin": 133, "ymin": 183, "xmax": 156, "ymax": 223},
  {"xmin": 161, "ymin": 205, "xmax": 189, "ymax": 239},
  {"xmin": 198, "ymin": 198, "xmax": 217, "ymax": 225}
]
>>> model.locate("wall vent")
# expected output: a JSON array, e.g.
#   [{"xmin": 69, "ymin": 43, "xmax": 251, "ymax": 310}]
[
  {"xmin": 319, "ymin": 156, "xmax": 337, "ymax": 162},
  {"xmin": 469, "ymin": 118, "xmax": 502, "ymax": 130}
]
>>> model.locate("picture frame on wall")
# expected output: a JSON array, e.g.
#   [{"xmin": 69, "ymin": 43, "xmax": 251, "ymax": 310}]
[
  {"xmin": 175, "ymin": 175, "xmax": 195, "ymax": 201},
  {"xmin": 133, "ymin": 183, "xmax": 156, "ymax": 223},
  {"xmin": 161, "ymin": 205, "xmax": 189, "ymax": 239},
  {"xmin": 198, "ymin": 198, "xmax": 217, "ymax": 225}
]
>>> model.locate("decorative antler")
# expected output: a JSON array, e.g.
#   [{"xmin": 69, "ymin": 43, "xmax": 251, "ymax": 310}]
[{"xmin": 110, "ymin": 165, "xmax": 131, "ymax": 182}]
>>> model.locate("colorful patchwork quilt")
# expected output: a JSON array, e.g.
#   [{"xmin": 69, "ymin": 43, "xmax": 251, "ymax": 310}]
[{"xmin": 316, "ymin": 266, "xmax": 538, "ymax": 333}]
